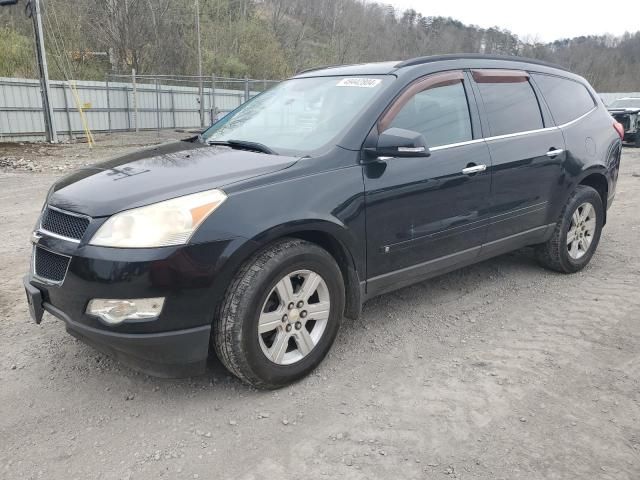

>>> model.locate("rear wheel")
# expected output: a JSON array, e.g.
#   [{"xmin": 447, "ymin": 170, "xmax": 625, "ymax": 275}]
[
  {"xmin": 213, "ymin": 238, "xmax": 345, "ymax": 389},
  {"xmin": 536, "ymin": 185, "xmax": 604, "ymax": 273}
]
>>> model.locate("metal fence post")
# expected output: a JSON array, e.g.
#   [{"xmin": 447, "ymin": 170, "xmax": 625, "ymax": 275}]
[
  {"xmin": 211, "ymin": 74, "xmax": 217, "ymax": 123},
  {"xmin": 244, "ymin": 76, "xmax": 250, "ymax": 102},
  {"xmin": 131, "ymin": 68, "xmax": 139, "ymax": 132},
  {"xmin": 208, "ymin": 75, "xmax": 213, "ymax": 124},
  {"xmin": 155, "ymin": 79, "xmax": 161, "ymax": 135},
  {"xmin": 105, "ymin": 74, "xmax": 112, "ymax": 135},
  {"xmin": 124, "ymin": 84, "xmax": 131, "ymax": 131},
  {"xmin": 170, "ymin": 88, "xmax": 176, "ymax": 129},
  {"xmin": 198, "ymin": 76, "xmax": 205, "ymax": 128}
]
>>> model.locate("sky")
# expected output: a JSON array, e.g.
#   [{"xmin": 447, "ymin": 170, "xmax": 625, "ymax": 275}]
[{"xmin": 382, "ymin": 0, "xmax": 640, "ymax": 42}]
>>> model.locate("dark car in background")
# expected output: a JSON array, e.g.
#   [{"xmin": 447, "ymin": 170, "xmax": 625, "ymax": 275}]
[
  {"xmin": 24, "ymin": 54, "xmax": 622, "ymax": 389},
  {"xmin": 608, "ymin": 97, "xmax": 640, "ymax": 146}
]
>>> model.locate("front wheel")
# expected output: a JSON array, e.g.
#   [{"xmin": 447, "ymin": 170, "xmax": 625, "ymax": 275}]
[
  {"xmin": 536, "ymin": 185, "xmax": 604, "ymax": 273},
  {"xmin": 213, "ymin": 238, "xmax": 345, "ymax": 389}
]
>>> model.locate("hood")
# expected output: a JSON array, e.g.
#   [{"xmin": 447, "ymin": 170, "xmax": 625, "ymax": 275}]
[{"xmin": 48, "ymin": 140, "xmax": 299, "ymax": 217}]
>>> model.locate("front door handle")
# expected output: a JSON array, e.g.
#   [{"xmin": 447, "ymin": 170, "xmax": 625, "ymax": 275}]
[
  {"xmin": 546, "ymin": 148, "xmax": 565, "ymax": 157},
  {"xmin": 462, "ymin": 164, "xmax": 487, "ymax": 175}
]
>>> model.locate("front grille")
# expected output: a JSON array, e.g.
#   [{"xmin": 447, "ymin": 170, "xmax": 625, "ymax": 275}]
[
  {"xmin": 34, "ymin": 247, "xmax": 70, "ymax": 283},
  {"xmin": 41, "ymin": 207, "xmax": 90, "ymax": 240}
]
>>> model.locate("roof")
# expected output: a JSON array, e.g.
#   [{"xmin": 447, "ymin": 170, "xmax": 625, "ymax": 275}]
[
  {"xmin": 294, "ymin": 61, "xmax": 400, "ymax": 77},
  {"xmin": 294, "ymin": 54, "xmax": 568, "ymax": 78}
]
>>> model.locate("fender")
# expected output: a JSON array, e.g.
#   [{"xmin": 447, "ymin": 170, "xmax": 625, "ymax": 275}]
[
  {"xmin": 202, "ymin": 218, "xmax": 364, "ymax": 322},
  {"xmin": 250, "ymin": 219, "xmax": 364, "ymax": 320},
  {"xmin": 558, "ymin": 163, "xmax": 611, "ymax": 225}
]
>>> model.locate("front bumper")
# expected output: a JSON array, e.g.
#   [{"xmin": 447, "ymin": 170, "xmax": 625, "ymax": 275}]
[
  {"xmin": 32, "ymin": 284, "xmax": 211, "ymax": 377},
  {"xmin": 26, "ymin": 229, "xmax": 253, "ymax": 377}
]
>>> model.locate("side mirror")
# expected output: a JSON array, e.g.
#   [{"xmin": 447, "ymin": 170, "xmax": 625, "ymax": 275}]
[{"xmin": 366, "ymin": 127, "xmax": 431, "ymax": 159}]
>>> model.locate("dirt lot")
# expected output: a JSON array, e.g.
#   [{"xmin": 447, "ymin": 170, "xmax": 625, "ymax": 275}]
[{"xmin": 1, "ymin": 136, "xmax": 639, "ymax": 480}]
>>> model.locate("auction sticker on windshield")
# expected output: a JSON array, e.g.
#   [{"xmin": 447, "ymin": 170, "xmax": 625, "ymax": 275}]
[{"xmin": 336, "ymin": 78, "xmax": 382, "ymax": 88}]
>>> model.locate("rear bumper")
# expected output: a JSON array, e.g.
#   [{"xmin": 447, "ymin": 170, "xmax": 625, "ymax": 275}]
[{"xmin": 41, "ymin": 296, "xmax": 211, "ymax": 378}]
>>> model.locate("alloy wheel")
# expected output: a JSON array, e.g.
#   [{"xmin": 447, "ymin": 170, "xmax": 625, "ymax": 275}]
[
  {"xmin": 567, "ymin": 202, "xmax": 597, "ymax": 260},
  {"xmin": 258, "ymin": 269, "xmax": 331, "ymax": 365}
]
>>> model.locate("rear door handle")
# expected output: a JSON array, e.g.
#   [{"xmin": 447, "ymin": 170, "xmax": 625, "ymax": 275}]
[
  {"xmin": 546, "ymin": 148, "xmax": 564, "ymax": 157},
  {"xmin": 462, "ymin": 164, "xmax": 487, "ymax": 175}
]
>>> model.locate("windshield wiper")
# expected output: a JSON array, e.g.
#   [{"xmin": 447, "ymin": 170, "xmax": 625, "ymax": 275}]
[{"xmin": 207, "ymin": 139, "xmax": 276, "ymax": 155}]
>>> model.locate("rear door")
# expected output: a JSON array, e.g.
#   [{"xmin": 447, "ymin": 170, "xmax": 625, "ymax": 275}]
[
  {"xmin": 471, "ymin": 69, "xmax": 566, "ymax": 248},
  {"xmin": 531, "ymin": 73, "xmax": 602, "ymax": 210},
  {"xmin": 363, "ymin": 71, "xmax": 492, "ymax": 296}
]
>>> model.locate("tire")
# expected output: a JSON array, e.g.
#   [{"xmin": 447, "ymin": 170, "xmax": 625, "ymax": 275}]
[
  {"xmin": 635, "ymin": 134, "xmax": 640, "ymax": 148},
  {"xmin": 536, "ymin": 185, "xmax": 604, "ymax": 273},
  {"xmin": 213, "ymin": 238, "xmax": 345, "ymax": 389}
]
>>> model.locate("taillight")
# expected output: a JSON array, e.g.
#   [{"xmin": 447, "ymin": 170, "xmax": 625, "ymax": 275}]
[{"xmin": 613, "ymin": 121, "xmax": 624, "ymax": 140}]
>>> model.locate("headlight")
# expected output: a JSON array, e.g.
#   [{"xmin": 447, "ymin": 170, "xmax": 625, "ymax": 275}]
[{"xmin": 89, "ymin": 189, "xmax": 227, "ymax": 248}]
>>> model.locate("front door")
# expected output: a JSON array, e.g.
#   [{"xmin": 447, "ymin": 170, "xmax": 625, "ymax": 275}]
[{"xmin": 364, "ymin": 71, "xmax": 492, "ymax": 297}]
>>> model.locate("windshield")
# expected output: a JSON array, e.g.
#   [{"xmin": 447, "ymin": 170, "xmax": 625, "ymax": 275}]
[
  {"xmin": 610, "ymin": 98, "xmax": 640, "ymax": 108},
  {"xmin": 201, "ymin": 75, "xmax": 393, "ymax": 155}
]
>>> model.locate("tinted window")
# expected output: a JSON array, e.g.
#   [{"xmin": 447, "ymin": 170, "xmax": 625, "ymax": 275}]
[
  {"xmin": 477, "ymin": 81, "xmax": 543, "ymax": 136},
  {"xmin": 388, "ymin": 82, "xmax": 472, "ymax": 147},
  {"xmin": 533, "ymin": 74, "xmax": 595, "ymax": 125}
]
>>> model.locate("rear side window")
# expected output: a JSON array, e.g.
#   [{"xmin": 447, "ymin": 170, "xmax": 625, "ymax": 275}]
[
  {"xmin": 476, "ymin": 80, "xmax": 543, "ymax": 136},
  {"xmin": 388, "ymin": 82, "xmax": 472, "ymax": 147},
  {"xmin": 532, "ymin": 74, "xmax": 596, "ymax": 125}
]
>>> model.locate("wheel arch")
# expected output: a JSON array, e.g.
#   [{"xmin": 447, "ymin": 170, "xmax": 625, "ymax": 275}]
[
  {"xmin": 216, "ymin": 220, "xmax": 364, "ymax": 321},
  {"xmin": 284, "ymin": 229, "xmax": 362, "ymax": 320},
  {"xmin": 576, "ymin": 169, "xmax": 609, "ymax": 224},
  {"xmin": 254, "ymin": 221, "xmax": 363, "ymax": 321}
]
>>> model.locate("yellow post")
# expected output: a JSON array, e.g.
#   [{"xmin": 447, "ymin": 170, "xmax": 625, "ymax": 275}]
[{"xmin": 68, "ymin": 80, "xmax": 95, "ymax": 148}]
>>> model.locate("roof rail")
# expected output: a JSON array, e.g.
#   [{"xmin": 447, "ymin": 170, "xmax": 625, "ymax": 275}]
[{"xmin": 394, "ymin": 53, "xmax": 568, "ymax": 72}]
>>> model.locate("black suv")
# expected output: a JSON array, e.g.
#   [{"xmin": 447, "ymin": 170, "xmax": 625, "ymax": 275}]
[{"xmin": 24, "ymin": 54, "xmax": 622, "ymax": 388}]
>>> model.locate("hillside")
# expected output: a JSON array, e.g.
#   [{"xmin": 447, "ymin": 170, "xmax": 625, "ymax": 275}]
[{"xmin": 1, "ymin": 0, "xmax": 639, "ymax": 91}]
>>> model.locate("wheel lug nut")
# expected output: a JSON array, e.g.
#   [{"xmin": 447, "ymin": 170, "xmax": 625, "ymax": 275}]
[
  {"xmin": 285, "ymin": 324, "xmax": 292, "ymax": 332},
  {"xmin": 282, "ymin": 314, "xmax": 288, "ymax": 323},
  {"xmin": 288, "ymin": 302, "xmax": 294, "ymax": 310},
  {"xmin": 295, "ymin": 321, "xmax": 302, "ymax": 330},
  {"xmin": 300, "ymin": 310, "xmax": 307, "ymax": 318},
  {"xmin": 297, "ymin": 301, "xmax": 304, "ymax": 308}
]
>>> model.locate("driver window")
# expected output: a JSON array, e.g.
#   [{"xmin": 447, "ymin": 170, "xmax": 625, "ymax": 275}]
[{"xmin": 388, "ymin": 81, "xmax": 472, "ymax": 148}]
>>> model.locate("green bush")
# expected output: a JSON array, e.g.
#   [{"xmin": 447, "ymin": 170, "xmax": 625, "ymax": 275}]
[{"xmin": 0, "ymin": 27, "xmax": 34, "ymax": 77}]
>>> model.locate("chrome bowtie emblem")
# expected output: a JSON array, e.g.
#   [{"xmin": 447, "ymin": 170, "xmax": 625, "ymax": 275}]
[{"xmin": 31, "ymin": 231, "xmax": 42, "ymax": 245}]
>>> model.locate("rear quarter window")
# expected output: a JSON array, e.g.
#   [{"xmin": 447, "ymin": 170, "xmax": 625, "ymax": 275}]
[
  {"xmin": 532, "ymin": 74, "xmax": 596, "ymax": 125},
  {"xmin": 476, "ymin": 81, "xmax": 544, "ymax": 136}
]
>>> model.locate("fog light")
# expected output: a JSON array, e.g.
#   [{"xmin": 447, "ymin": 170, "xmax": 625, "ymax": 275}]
[{"xmin": 86, "ymin": 298, "xmax": 165, "ymax": 325}]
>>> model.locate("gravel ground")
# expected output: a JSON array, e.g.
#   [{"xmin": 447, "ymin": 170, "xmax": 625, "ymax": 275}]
[
  {"xmin": 0, "ymin": 131, "xmax": 188, "ymax": 174},
  {"xmin": 0, "ymin": 139, "xmax": 639, "ymax": 480}
]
